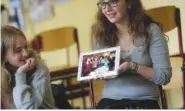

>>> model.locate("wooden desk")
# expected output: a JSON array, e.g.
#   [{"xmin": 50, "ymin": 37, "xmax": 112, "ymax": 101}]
[
  {"xmin": 49, "ymin": 65, "xmax": 90, "ymax": 109},
  {"xmin": 49, "ymin": 66, "xmax": 78, "ymax": 81}
]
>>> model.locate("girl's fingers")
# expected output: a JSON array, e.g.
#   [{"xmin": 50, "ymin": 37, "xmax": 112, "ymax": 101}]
[
  {"xmin": 27, "ymin": 58, "xmax": 35, "ymax": 69},
  {"xmin": 118, "ymin": 63, "xmax": 124, "ymax": 71},
  {"xmin": 104, "ymin": 75, "xmax": 117, "ymax": 80},
  {"xmin": 25, "ymin": 59, "xmax": 31, "ymax": 67},
  {"xmin": 118, "ymin": 63, "xmax": 126, "ymax": 72},
  {"xmin": 31, "ymin": 59, "xmax": 36, "ymax": 69},
  {"xmin": 30, "ymin": 58, "xmax": 35, "ymax": 66}
]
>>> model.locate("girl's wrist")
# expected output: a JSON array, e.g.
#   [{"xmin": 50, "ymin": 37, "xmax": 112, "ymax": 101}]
[
  {"xmin": 130, "ymin": 62, "xmax": 135, "ymax": 70},
  {"xmin": 16, "ymin": 69, "xmax": 25, "ymax": 74},
  {"xmin": 131, "ymin": 62, "xmax": 138, "ymax": 72}
]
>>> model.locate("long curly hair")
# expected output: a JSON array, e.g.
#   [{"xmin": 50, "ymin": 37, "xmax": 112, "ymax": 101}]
[
  {"xmin": 1, "ymin": 26, "xmax": 40, "ymax": 108},
  {"xmin": 94, "ymin": 0, "xmax": 163, "ymax": 47}
]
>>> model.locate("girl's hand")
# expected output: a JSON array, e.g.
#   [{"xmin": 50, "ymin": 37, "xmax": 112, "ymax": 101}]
[
  {"xmin": 95, "ymin": 75, "xmax": 117, "ymax": 80},
  {"xmin": 17, "ymin": 58, "xmax": 35, "ymax": 73},
  {"xmin": 118, "ymin": 61, "xmax": 134, "ymax": 72}
]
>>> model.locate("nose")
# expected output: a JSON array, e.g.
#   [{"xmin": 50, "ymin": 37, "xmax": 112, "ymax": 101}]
[{"xmin": 22, "ymin": 49, "xmax": 29, "ymax": 58}]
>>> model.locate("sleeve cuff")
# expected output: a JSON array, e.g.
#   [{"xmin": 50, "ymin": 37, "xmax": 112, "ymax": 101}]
[
  {"xmin": 150, "ymin": 67, "xmax": 171, "ymax": 85},
  {"xmin": 15, "ymin": 72, "xmax": 27, "ymax": 85}
]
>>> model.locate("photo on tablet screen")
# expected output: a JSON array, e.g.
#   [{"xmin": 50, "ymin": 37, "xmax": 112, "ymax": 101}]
[{"xmin": 77, "ymin": 46, "xmax": 120, "ymax": 81}]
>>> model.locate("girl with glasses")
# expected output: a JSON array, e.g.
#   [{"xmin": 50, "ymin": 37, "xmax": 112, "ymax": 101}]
[{"xmin": 93, "ymin": 0, "xmax": 172, "ymax": 109}]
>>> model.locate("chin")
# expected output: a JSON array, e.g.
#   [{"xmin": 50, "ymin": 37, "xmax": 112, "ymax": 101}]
[
  {"xmin": 109, "ymin": 20, "xmax": 117, "ymax": 23},
  {"xmin": 108, "ymin": 18, "xmax": 119, "ymax": 24}
]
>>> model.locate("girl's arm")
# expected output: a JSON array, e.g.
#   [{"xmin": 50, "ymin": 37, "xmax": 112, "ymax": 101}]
[
  {"xmin": 13, "ymin": 62, "xmax": 55, "ymax": 109},
  {"xmin": 119, "ymin": 24, "xmax": 172, "ymax": 85},
  {"xmin": 133, "ymin": 24, "xmax": 172, "ymax": 85}
]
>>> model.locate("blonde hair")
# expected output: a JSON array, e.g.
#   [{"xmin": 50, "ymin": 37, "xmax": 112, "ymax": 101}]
[{"xmin": 1, "ymin": 25, "xmax": 40, "ymax": 108}]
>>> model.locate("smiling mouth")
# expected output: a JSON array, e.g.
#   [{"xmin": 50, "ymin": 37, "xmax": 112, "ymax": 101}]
[
  {"xmin": 20, "ymin": 60, "xmax": 26, "ymax": 63},
  {"xmin": 107, "ymin": 13, "xmax": 116, "ymax": 18}
]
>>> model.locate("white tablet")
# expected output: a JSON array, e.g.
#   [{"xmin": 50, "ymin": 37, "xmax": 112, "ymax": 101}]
[{"xmin": 77, "ymin": 46, "xmax": 120, "ymax": 81}]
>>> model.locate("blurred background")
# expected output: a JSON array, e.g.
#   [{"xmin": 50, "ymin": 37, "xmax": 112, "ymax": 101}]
[{"xmin": 1, "ymin": 0, "xmax": 185, "ymax": 109}]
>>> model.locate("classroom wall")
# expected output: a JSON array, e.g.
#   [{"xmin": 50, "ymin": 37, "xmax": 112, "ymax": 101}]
[
  {"xmin": 2, "ymin": 0, "xmax": 185, "ymax": 65},
  {"xmin": 1, "ymin": 0, "xmax": 99, "ymax": 68}
]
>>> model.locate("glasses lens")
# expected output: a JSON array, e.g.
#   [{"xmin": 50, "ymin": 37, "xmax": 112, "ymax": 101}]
[
  {"xmin": 97, "ymin": 2, "xmax": 106, "ymax": 9},
  {"xmin": 109, "ymin": 0, "xmax": 119, "ymax": 6},
  {"xmin": 97, "ymin": 0, "xmax": 119, "ymax": 9}
]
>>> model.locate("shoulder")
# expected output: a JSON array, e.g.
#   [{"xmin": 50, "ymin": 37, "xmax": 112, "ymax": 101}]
[
  {"xmin": 32, "ymin": 61, "xmax": 49, "ymax": 79},
  {"xmin": 37, "ymin": 61, "xmax": 49, "ymax": 74},
  {"xmin": 147, "ymin": 23, "xmax": 166, "ymax": 43},
  {"xmin": 37, "ymin": 61, "xmax": 49, "ymax": 71},
  {"xmin": 148, "ymin": 23, "xmax": 163, "ymax": 34}
]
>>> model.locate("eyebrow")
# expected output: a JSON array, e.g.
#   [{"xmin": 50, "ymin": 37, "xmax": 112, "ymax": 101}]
[
  {"xmin": 15, "ymin": 47, "xmax": 21, "ymax": 50},
  {"xmin": 15, "ymin": 43, "xmax": 27, "ymax": 49}
]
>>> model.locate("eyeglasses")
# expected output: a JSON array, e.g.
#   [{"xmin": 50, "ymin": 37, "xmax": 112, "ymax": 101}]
[{"xmin": 97, "ymin": 0, "xmax": 120, "ymax": 10}]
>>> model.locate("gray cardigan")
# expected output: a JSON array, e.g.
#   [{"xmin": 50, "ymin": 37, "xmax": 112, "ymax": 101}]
[
  {"xmin": 13, "ymin": 62, "xmax": 56, "ymax": 109},
  {"xmin": 93, "ymin": 23, "xmax": 172, "ymax": 100}
]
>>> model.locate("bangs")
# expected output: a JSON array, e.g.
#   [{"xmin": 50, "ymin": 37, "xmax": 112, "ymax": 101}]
[{"xmin": 5, "ymin": 35, "xmax": 16, "ymax": 53}]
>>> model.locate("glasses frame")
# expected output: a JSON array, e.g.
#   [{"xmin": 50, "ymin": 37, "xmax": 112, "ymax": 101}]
[{"xmin": 97, "ymin": 0, "xmax": 120, "ymax": 10}]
